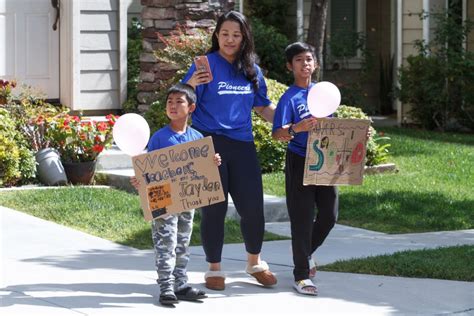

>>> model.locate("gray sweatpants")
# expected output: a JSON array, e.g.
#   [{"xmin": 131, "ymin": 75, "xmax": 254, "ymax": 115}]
[{"xmin": 151, "ymin": 210, "xmax": 194, "ymax": 294}]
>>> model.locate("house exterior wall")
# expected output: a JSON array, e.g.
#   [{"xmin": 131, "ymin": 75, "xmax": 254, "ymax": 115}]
[
  {"xmin": 401, "ymin": 0, "xmax": 422, "ymax": 66},
  {"xmin": 70, "ymin": 0, "xmax": 139, "ymax": 111},
  {"xmin": 78, "ymin": 0, "xmax": 121, "ymax": 110},
  {"xmin": 398, "ymin": 0, "xmax": 422, "ymax": 121},
  {"xmin": 429, "ymin": 0, "xmax": 445, "ymax": 41}
]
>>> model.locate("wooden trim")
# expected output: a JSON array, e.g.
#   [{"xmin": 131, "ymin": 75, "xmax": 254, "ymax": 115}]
[
  {"xmin": 60, "ymin": 0, "xmax": 81, "ymax": 110},
  {"xmin": 119, "ymin": 0, "xmax": 133, "ymax": 108}
]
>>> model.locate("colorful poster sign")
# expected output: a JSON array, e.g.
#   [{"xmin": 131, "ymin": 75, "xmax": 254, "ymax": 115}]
[
  {"xmin": 303, "ymin": 118, "xmax": 371, "ymax": 185},
  {"xmin": 132, "ymin": 136, "xmax": 225, "ymax": 221}
]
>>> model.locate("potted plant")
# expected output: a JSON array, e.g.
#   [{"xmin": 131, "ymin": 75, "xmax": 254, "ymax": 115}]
[
  {"xmin": 48, "ymin": 113, "xmax": 117, "ymax": 184},
  {"xmin": 28, "ymin": 113, "xmax": 68, "ymax": 186},
  {"xmin": 4, "ymin": 83, "xmax": 68, "ymax": 186}
]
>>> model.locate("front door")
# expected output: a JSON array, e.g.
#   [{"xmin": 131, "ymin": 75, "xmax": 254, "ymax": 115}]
[{"xmin": 0, "ymin": 0, "xmax": 60, "ymax": 99}]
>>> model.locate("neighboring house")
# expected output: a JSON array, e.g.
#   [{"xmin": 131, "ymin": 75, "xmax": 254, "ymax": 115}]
[
  {"xmin": 287, "ymin": 0, "xmax": 473, "ymax": 123},
  {"xmin": 1, "ymin": 0, "xmax": 472, "ymax": 125},
  {"xmin": 0, "ymin": 0, "xmax": 141, "ymax": 112}
]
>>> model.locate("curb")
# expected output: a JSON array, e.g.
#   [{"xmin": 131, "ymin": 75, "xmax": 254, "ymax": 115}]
[{"xmin": 364, "ymin": 163, "xmax": 397, "ymax": 175}]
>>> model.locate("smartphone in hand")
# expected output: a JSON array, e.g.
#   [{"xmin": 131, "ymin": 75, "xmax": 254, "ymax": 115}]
[{"xmin": 194, "ymin": 55, "xmax": 213, "ymax": 83}]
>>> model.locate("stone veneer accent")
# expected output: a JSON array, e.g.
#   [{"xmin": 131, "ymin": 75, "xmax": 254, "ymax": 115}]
[{"xmin": 138, "ymin": 0, "xmax": 234, "ymax": 112}]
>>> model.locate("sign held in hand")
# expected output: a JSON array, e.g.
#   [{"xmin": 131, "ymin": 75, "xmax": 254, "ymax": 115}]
[
  {"xmin": 303, "ymin": 118, "xmax": 371, "ymax": 186},
  {"xmin": 132, "ymin": 137, "xmax": 225, "ymax": 221}
]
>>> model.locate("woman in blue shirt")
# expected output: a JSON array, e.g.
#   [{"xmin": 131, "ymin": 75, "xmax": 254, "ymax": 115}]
[{"xmin": 183, "ymin": 11, "xmax": 280, "ymax": 291}]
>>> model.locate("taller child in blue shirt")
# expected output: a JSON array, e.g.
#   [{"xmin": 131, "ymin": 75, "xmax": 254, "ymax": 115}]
[
  {"xmin": 272, "ymin": 42, "xmax": 339, "ymax": 296},
  {"xmin": 183, "ymin": 11, "xmax": 279, "ymax": 291}
]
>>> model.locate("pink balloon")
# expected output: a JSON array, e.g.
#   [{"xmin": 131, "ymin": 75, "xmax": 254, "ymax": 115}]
[
  {"xmin": 113, "ymin": 113, "xmax": 150, "ymax": 156},
  {"xmin": 307, "ymin": 81, "xmax": 341, "ymax": 118}
]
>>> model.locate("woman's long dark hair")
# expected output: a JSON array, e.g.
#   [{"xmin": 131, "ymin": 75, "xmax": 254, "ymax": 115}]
[{"xmin": 209, "ymin": 11, "xmax": 259, "ymax": 91}]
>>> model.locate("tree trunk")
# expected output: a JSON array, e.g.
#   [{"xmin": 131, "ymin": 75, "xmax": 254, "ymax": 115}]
[{"xmin": 306, "ymin": 0, "xmax": 329, "ymax": 78}]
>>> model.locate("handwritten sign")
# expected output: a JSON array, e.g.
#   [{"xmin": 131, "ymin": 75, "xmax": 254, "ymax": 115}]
[
  {"xmin": 132, "ymin": 136, "xmax": 225, "ymax": 221},
  {"xmin": 303, "ymin": 118, "xmax": 371, "ymax": 186}
]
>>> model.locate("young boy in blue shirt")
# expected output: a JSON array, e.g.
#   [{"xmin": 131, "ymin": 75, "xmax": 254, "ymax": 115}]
[
  {"xmin": 131, "ymin": 83, "xmax": 221, "ymax": 305},
  {"xmin": 272, "ymin": 42, "xmax": 338, "ymax": 296}
]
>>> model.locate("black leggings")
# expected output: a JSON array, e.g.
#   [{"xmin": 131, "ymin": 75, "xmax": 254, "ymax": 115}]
[
  {"xmin": 197, "ymin": 131, "xmax": 265, "ymax": 263},
  {"xmin": 285, "ymin": 150, "xmax": 339, "ymax": 281}
]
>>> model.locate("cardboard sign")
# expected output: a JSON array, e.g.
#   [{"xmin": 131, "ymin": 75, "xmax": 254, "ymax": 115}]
[
  {"xmin": 303, "ymin": 118, "xmax": 371, "ymax": 186},
  {"xmin": 132, "ymin": 136, "xmax": 225, "ymax": 221}
]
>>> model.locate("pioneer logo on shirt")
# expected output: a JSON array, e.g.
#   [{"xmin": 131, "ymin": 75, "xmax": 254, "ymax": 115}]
[
  {"xmin": 217, "ymin": 81, "xmax": 252, "ymax": 95},
  {"xmin": 296, "ymin": 103, "xmax": 310, "ymax": 119}
]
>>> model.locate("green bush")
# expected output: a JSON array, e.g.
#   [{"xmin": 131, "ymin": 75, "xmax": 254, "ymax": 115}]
[
  {"xmin": 0, "ymin": 111, "xmax": 21, "ymax": 186},
  {"xmin": 0, "ymin": 108, "xmax": 35, "ymax": 187},
  {"xmin": 397, "ymin": 6, "xmax": 474, "ymax": 130},
  {"xmin": 123, "ymin": 18, "xmax": 143, "ymax": 113},
  {"xmin": 253, "ymin": 78, "xmax": 288, "ymax": 173},
  {"xmin": 335, "ymin": 105, "xmax": 391, "ymax": 166},
  {"xmin": 1, "ymin": 85, "xmax": 66, "ymax": 186},
  {"xmin": 246, "ymin": 0, "xmax": 293, "ymax": 39},
  {"xmin": 251, "ymin": 17, "xmax": 292, "ymax": 85},
  {"xmin": 146, "ymin": 26, "xmax": 213, "ymax": 133},
  {"xmin": 398, "ymin": 55, "xmax": 444, "ymax": 129}
]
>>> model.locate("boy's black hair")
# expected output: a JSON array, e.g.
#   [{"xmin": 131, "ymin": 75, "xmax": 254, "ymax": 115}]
[
  {"xmin": 285, "ymin": 42, "xmax": 316, "ymax": 64},
  {"xmin": 166, "ymin": 83, "xmax": 197, "ymax": 105}
]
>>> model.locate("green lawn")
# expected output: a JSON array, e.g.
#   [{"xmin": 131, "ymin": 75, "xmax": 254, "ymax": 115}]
[
  {"xmin": 263, "ymin": 127, "xmax": 474, "ymax": 233},
  {"xmin": 0, "ymin": 187, "xmax": 286, "ymax": 249},
  {"xmin": 1, "ymin": 127, "xmax": 473, "ymax": 281},
  {"xmin": 320, "ymin": 245, "xmax": 474, "ymax": 282}
]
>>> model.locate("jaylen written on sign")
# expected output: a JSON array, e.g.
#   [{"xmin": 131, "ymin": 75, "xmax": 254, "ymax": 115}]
[{"xmin": 132, "ymin": 136, "xmax": 225, "ymax": 221}]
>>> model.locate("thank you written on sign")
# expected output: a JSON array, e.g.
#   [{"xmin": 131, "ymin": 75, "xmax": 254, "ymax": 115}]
[
  {"xmin": 132, "ymin": 136, "xmax": 225, "ymax": 221},
  {"xmin": 303, "ymin": 118, "xmax": 371, "ymax": 186}
]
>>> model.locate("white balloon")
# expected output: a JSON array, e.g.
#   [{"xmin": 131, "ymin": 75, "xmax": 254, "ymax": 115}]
[
  {"xmin": 113, "ymin": 113, "xmax": 150, "ymax": 156},
  {"xmin": 307, "ymin": 81, "xmax": 341, "ymax": 118}
]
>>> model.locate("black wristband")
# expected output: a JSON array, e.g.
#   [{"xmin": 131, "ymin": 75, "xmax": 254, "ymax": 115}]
[{"xmin": 288, "ymin": 124, "xmax": 297, "ymax": 137}]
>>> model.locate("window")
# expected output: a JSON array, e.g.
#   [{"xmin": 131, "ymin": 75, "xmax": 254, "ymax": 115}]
[{"xmin": 326, "ymin": 0, "xmax": 366, "ymax": 69}]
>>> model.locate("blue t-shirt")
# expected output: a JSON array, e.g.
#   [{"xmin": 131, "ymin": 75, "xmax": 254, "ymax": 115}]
[
  {"xmin": 272, "ymin": 83, "xmax": 316, "ymax": 157},
  {"xmin": 182, "ymin": 51, "xmax": 271, "ymax": 141},
  {"xmin": 148, "ymin": 125, "xmax": 203, "ymax": 152}
]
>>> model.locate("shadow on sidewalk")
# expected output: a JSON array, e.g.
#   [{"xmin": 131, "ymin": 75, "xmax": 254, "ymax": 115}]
[{"xmin": 20, "ymin": 248, "xmax": 154, "ymax": 271}]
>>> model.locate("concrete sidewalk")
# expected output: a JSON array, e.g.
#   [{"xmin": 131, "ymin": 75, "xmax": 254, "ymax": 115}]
[{"xmin": 1, "ymin": 206, "xmax": 473, "ymax": 315}]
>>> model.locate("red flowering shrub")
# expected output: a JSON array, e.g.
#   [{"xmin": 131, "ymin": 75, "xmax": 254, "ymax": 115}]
[
  {"xmin": 48, "ymin": 114, "xmax": 118, "ymax": 162},
  {"xmin": 0, "ymin": 79, "xmax": 17, "ymax": 104},
  {"xmin": 155, "ymin": 24, "xmax": 212, "ymax": 73}
]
